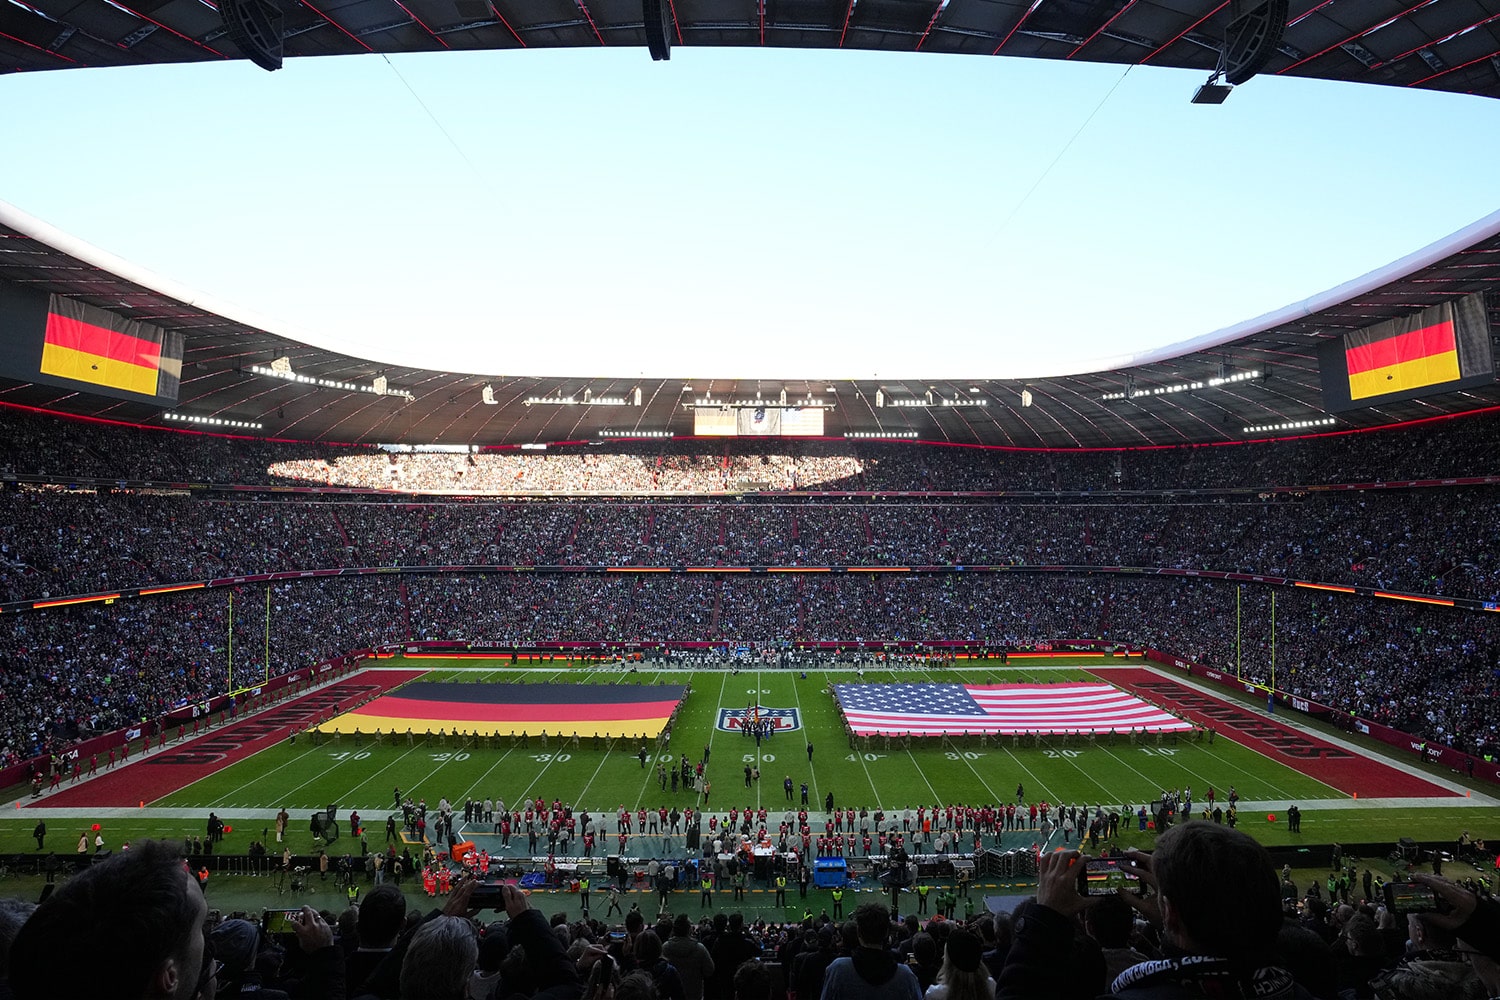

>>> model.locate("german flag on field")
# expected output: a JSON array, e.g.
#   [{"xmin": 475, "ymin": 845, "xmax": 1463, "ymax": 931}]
[
  {"xmin": 38, "ymin": 296, "xmax": 183, "ymax": 399},
  {"xmin": 1344, "ymin": 320, "xmax": 1460, "ymax": 400},
  {"xmin": 316, "ymin": 681, "xmax": 687, "ymax": 739}
]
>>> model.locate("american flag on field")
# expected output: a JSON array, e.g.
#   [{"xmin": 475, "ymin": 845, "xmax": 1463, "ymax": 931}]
[{"xmin": 832, "ymin": 683, "xmax": 1192, "ymax": 736}]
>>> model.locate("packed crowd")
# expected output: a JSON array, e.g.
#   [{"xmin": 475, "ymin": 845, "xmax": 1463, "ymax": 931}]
[
  {"xmin": 5, "ymin": 404, "xmax": 1500, "ymax": 494},
  {"xmin": 1, "ymin": 572, "xmax": 1496, "ymax": 770},
  {"xmin": 5, "ymin": 488, "xmax": 1500, "ymax": 603},
  {"xmin": 3, "ymin": 403, "xmax": 1499, "ymax": 788},
  {"xmin": 5, "ymin": 823, "xmax": 1499, "ymax": 1000}
]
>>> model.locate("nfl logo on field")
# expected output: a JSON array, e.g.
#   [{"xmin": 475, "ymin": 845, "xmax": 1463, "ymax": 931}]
[{"xmin": 718, "ymin": 707, "xmax": 801, "ymax": 732}]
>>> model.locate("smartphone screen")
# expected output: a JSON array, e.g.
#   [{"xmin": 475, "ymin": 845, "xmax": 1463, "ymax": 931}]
[
  {"xmin": 266, "ymin": 910, "xmax": 299, "ymax": 934},
  {"xmin": 1382, "ymin": 882, "xmax": 1436, "ymax": 915},
  {"xmin": 1081, "ymin": 858, "xmax": 1142, "ymax": 896}
]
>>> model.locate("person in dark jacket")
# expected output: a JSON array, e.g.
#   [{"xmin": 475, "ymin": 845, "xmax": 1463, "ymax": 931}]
[
  {"xmin": 709, "ymin": 913, "xmax": 763, "ymax": 999},
  {"xmin": 792, "ymin": 926, "xmax": 837, "ymax": 1000},
  {"xmin": 998, "ymin": 822, "xmax": 1304, "ymax": 1000},
  {"xmin": 661, "ymin": 914, "xmax": 715, "ymax": 1000},
  {"xmin": 818, "ymin": 902, "xmax": 921, "ymax": 1000}
]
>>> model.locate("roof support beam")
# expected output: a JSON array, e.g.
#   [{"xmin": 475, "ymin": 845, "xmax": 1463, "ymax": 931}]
[
  {"xmin": 1278, "ymin": 0, "xmax": 1434, "ymax": 75},
  {"xmin": 914, "ymin": 0, "xmax": 948, "ymax": 51},
  {"xmin": 389, "ymin": 0, "xmax": 452, "ymax": 47},
  {"xmin": 991, "ymin": 0, "xmax": 1043, "ymax": 57},
  {"xmin": 1139, "ymin": 1, "xmax": 1227, "ymax": 63},
  {"xmin": 486, "ymin": 3, "xmax": 528, "ymax": 46},
  {"xmin": 1067, "ymin": 0, "xmax": 1137, "ymax": 59}
]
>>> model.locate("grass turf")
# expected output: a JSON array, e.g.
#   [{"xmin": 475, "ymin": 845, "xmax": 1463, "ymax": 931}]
[{"xmin": 1, "ymin": 657, "xmax": 1495, "ymax": 857}]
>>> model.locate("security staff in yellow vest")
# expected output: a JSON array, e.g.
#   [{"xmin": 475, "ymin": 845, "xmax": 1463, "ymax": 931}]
[
  {"xmin": 917, "ymin": 882, "xmax": 932, "ymax": 913},
  {"xmin": 774, "ymin": 874, "xmax": 787, "ymax": 905},
  {"xmin": 700, "ymin": 873, "xmax": 713, "ymax": 908},
  {"xmin": 831, "ymin": 887, "xmax": 844, "ymax": 919},
  {"xmin": 580, "ymin": 875, "xmax": 590, "ymax": 912}
]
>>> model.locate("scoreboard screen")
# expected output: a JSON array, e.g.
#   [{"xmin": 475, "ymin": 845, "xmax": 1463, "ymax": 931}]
[
  {"xmin": 1319, "ymin": 293, "xmax": 1492, "ymax": 413},
  {"xmin": 693, "ymin": 406, "xmax": 825, "ymax": 436}
]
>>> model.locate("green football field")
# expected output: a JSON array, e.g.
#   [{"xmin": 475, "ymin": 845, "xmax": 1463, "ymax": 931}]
[
  {"xmin": 2, "ymin": 657, "xmax": 1496, "ymax": 859},
  {"xmin": 159, "ymin": 661, "xmax": 1340, "ymax": 814}
]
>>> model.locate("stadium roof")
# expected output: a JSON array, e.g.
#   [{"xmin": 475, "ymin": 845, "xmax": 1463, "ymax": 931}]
[
  {"xmin": 4, "ymin": 1, "xmax": 1500, "ymax": 100},
  {"xmin": 1, "ymin": 200, "xmax": 1498, "ymax": 449}
]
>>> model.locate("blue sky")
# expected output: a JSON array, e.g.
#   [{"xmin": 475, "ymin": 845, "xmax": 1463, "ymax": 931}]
[{"xmin": 3, "ymin": 47, "xmax": 1498, "ymax": 380}]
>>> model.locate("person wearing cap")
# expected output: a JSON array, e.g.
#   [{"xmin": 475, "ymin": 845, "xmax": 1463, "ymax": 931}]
[
  {"xmin": 208, "ymin": 917, "xmax": 298, "ymax": 999},
  {"xmin": 923, "ymin": 928, "xmax": 993, "ymax": 999}
]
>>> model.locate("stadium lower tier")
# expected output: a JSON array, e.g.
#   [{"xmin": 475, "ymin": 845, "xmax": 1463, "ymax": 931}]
[{"xmin": 2, "ymin": 572, "xmax": 1495, "ymax": 766}]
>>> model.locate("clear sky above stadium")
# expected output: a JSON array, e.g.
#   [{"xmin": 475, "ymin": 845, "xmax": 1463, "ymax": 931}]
[{"xmin": 4, "ymin": 48, "xmax": 1499, "ymax": 381}]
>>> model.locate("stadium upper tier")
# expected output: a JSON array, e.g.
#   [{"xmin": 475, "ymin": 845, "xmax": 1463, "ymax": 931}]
[
  {"xmin": 4, "ymin": 485, "xmax": 1499, "ymax": 604},
  {"xmin": 4, "ymin": 404, "xmax": 1500, "ymax": 493},
  {"xmin": 2, "ymin": 202, "xmax": 1499, "ymax": 449}
]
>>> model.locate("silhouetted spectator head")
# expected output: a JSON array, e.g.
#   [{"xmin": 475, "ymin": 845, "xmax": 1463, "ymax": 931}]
[
  {"xmin": 0, "ymin": 898, "xmax": 37, "ymax": 982},
  {"xmin": 853, "ymin": 903, "xmax": 892, "ymax": 947},
  {"xmin": 399, "ymin": 915, "xmax": 478, "ymax": 1000},
  {"xmin": 935, "ymin": 927, "xmax": 991, "ymax": 994},
  {"xmin": 1275, "ymin": 922, "xmax": 1338, "ymax": 1000},
  {"xmin": 9, "ymin": 839, "xmax": 210, "ymax": 1000},
  {"xmin": 356, "ymin": 883, "xmax": 408, "ymax": 949},
  {"xmin": 1153, "ymin": 822, "xmax": 1282, "ymax": 968},
  {"xmin": 734, "ymin": 958, "xmax": 773, "ymax": 1000},
  {"xmin": 1085, "ymin": 892, "xmax": 1136, "ymax": 948}
]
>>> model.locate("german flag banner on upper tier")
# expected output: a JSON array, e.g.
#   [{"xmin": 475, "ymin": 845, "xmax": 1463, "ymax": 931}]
[
  {"xmin": 315, "ymin": 681, "xmax": 689, "ymax": 739},
  {"xmin": 1319, "ymin": 292, "xmax": 1493, "ymax": 413},
  {"xmin": 38, "ymin": 294, "xmax": 184, "ymax": 401}
]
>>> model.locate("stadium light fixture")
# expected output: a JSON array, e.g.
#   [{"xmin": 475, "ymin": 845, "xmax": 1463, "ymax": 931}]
[
  {"xmin": 844, "ymin": 431, "xmax": 918, "ymax": 439},
  {"xmin": 1192, "ymin": 74, "xmax": 1233, "ymax": 104},
  {"xmin": 679, "ymin": 398, "xmax": 834, "ymax": 411},
  {"xmin": 164, "ymin": 411, "xmax": 263, "ymax": 430},
  {"xmin": 599, "ymin": 429, "xmax": 673, "ymax": 438},
  {"xmin": 526, "ymin": 393, "xmax": 633, "ymax": 406},
  {"xmin": 1242, "ymin": 417, "xmax": 1337, "ymax": 435},
  {"xmin": 1101, "ymin": 369, "xmax": 1263, "ymax": 402},
  {"xmin": 250, "ymin": 364, "xmax": 413, "ymax": 400}
]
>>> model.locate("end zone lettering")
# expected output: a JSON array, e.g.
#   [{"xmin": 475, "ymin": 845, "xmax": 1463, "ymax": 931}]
[{"xmin": 718, "ymin": 707, "xmax": 801, "ymax": 733}]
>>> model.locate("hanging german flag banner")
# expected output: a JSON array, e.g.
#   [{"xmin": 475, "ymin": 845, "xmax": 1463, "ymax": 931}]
[
  {"xmin": 38, "ymin": 295, "xmax": 183, "ymax": 400},
  {"xmin": 1320, "ymin": 293, "xmax": 1493, "ymax": 412},
  {"xmin": 1344, "ymin": 320, "xmax": 1460, "ymax": 400}
]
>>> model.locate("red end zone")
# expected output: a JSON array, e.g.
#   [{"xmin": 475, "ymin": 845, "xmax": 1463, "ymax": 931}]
[
  {"xmin": 34, "ymin": 669, "xmax": 426, "ymax": 809},
  {"xmin": 1092, "ymin": 667, "xmax": 1455, "ymax": 799}
]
